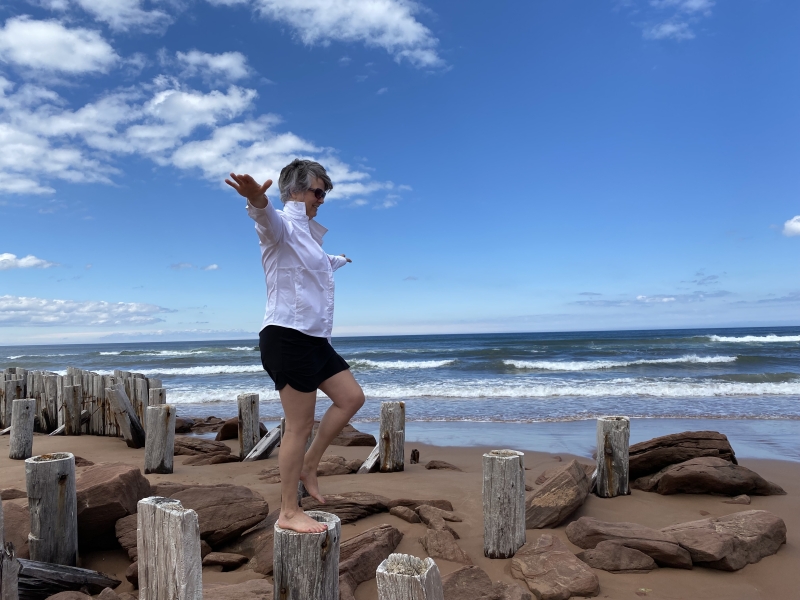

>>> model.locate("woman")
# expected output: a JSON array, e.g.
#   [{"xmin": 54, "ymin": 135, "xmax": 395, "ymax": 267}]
[{"xmin": 225, "ymin": 159, "xmax": 365, "ymax": 534}]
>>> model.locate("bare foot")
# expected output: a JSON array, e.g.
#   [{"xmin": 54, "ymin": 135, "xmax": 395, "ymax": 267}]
[
  {"xmin": 277, "ymin": 510, "xmax": 328, "ymax": 534},
  {"xmin": 299, "ymin": 465, "xmax": 326, "ymax": 504}
]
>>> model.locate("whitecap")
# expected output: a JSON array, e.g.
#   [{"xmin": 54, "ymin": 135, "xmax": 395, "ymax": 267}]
[
  {"xmin": 708, "ymin": 335, "xmax": 800, "ymax": 343},
  {"xmin": 348, "ymin": 359, "xmax": 455, "ymax": 370},
  {"xmin": 504, "ymin": 355, "xmax": 737, "ymax": 371}
]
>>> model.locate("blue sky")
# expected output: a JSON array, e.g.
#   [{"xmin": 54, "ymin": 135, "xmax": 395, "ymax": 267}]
[{"xmin": 0, "ymin": 0, "xmax": 798, "ymax": 344}]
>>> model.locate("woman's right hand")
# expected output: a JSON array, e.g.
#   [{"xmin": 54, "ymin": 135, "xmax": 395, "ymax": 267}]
[{"xmin": 225, "ymin": 173, "xmax": 273, "ymax": 208}]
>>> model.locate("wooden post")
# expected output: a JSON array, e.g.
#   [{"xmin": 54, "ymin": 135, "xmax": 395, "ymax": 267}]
[
  {"xmin": 63, "ymin": 385, "xmax": 82, "ymax": 436},
  {"xmin": 243, "ymin": 426, "xmax": 281, "ymax": 462},
  {"xmin": 273, "ymin": 511, "xmax": 341, "ymax": 600},
  {"xmin": 144, "ymin": 405, "xmax": 176, "ymax": 475},
  {"xmin": 25, "ymin": 452, "xmax": 78, "ymax": 566},
  {"xmin": 134, "ymin": 378, "xmax": 149, "ymax": 428},
  {"xmin": 43, "ymin": 375, "xmax": 58, "ymax": 433},
  {"xmin": 9, "ymin": 399, "xmax": 36, "ymax": 460},
  {"xmin": 376, "ymin": 554, "xmax": 444, "ymax": 600},
  {"xmin": 149, "ymin": 388, "xmax": 166, "ymax": 406},
  {"xmin": 482, "ymin": 449, "xmax": 525, "ymax": 559},
  {"xmin": 3, "ymin": 379, "xmax": 18, "ymax": 430},
  {"xmin": 237, "ymin": 393, "xmax": 260, "ymax": 459},
  {"xmin": 595, "ymin": 416, "xmax": 630, "ymax": 498},
  {"xmin": 106, "ymin": 383, "xmax": 145, "ymax": 449},
  {"xmin": 379, "ymin": 401, "xmax": 405, "ymax": 473},
  {"xmin": 137, "ymin": 497, "xmax": 202, "ymax": 600}
]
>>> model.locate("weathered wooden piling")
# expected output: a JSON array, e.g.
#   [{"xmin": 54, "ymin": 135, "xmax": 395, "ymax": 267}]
[
  {"xmin": 237, "ymin": 393, "xmax": 260, "ymax": 459},
  {"xmin": 3, "ymin": 378, "xmax": 20, "ymax": 429},
  {"xmin": 379, "ymin": 401, "xmax": 405, "ymax": 473},
  {"xmin": 595, "ymin": 416, "xmax": 630, "ymax": 498},
  {"xmin": 106, "ymin": 382, "xmax": 146, "ymax": 449},
  {"xmin": 43, "ymin": 375, "xmax": 58, "ymax": 432},
  {"xmin": 357, "ymin": 445, "xmax": 380, "ymax": 474},
  {"xmin": 144, "ymin": 405, "xmax": 176, "ymax": 475},
  {"xmin": 482, "ymin": 449, "xmax": 526, "ymax": 559},
  {"xmin": 273, "ymin": 511, "xmax": 341, "ymax": 600},
  {"xmin": 148, "ymin": 387, "xmax": 166, "ymax": 406},
  {"xmin": 137, "ymin": 497, "xmax": 202, "ymax": 600},
  {"xmin": 9, "ymin": 399, "xmax": 36, "ymax": 460},
  {"xmin": 25, "ymin": 452, "xmax": 78, "ymax": 566},
  {"xmin": 376, "ymin": 554, "xmax": 444, "ymax": 600},
  {"xmin": 63, "ymin": 384, "xmax": 82, "ymax": 436}
]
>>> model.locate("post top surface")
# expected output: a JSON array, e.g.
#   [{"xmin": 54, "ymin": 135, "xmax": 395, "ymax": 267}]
[
  {"xmin": 27, "ymin": 452, "xmax": 74, "ymax": 463},
  {"xmin": 484, "ymin": 449, "xmax": 524, "ymax": 458},
  {"xmin": 273, "ymin": 510, "xmax": 341, "ymax": 534}
]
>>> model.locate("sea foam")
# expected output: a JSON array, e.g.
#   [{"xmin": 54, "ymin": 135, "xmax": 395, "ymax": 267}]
[
  {"xmin": 504, "ymin": 355, "xmax": 737, "ymax": 371},
  {"xmin": 348, "ymin": 359, "xmax": 455, "ymax": 370},
  {"xmin": 708, "ymin": 335, "xmax": 800, "ymax": 343}
]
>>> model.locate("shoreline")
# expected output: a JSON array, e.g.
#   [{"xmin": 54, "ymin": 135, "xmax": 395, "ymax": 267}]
[{"xmin": 251, "ymin": 417, "xmax": 800, "ymax": 463}]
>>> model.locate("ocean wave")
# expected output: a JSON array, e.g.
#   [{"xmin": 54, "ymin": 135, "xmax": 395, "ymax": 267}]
[
  {"xmin": 360, "ymin": 378, "xmax": 800, "ymax": 399},
  {"xmin": 504, "ymin": 355, "xmax": 737, "ymax": 371},
  {"xmin": 708, "ymin": 335, "xmax": 800, "ymax": 343},
  {"xmin": 99, "ymin": 350, "xmax": 209, "ymax": 357},
  {"xmin": 348, "ymin": 359, "xmax": 456, "ymax": 370},
  {"xmin": 228, "ymin": 346, "xmax": 257, "ymax": 351},
  {"xmin": 136, "ymin": 364, "xmax": 264, "ymax": 376},
  {"xmin": 6, "ymin": 353, "xmax": 78, "ymax": 359}
]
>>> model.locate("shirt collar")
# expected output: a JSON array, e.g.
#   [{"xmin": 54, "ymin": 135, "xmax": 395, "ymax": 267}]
[{"xmin": 283, "ymin": 201, "xmax": 328, "ymax": 245}]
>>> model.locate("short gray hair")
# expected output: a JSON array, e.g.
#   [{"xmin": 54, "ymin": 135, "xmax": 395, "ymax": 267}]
[{"xmin": 278, "ymin": 159, "xmax": 333, "ymax": 203}]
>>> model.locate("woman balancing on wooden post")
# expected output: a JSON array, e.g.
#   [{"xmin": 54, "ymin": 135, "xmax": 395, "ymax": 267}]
[{"xmin": 226, "ymin": 159, "xmax": 366, "ymax": 534}]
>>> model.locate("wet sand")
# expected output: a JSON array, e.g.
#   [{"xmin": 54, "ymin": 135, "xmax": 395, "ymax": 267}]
[{"xmin": 0, "ymin": 424, "xmax": 798, "ymax": 600}]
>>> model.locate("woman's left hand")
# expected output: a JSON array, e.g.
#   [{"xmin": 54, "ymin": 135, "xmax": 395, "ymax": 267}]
[{"xmin": 339, "ymin": 254, "xmax": 353, "ymax": 263}]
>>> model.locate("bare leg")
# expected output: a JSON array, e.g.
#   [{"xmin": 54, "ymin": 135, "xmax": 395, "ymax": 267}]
[
  {"xmin": 276, "ymin": 384, "xmax": 328, "ymax": 534},
  {"xmin": 300, "ymin": 369, "xmax": 365, "ymax": 503}
]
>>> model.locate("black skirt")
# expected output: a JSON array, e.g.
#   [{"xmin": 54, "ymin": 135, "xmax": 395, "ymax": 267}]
[{"xmin": 259, "ymin": 325, "xmax": 350, "ymax": 393}]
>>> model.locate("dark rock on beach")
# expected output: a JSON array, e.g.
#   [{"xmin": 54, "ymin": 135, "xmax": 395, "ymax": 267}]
[
  {"xmin": 577, "ymin": 541, "xmax": 657, "ymax": 573},
  {"xmin": 566, "ymin": 517, "xmax": 692, "ymax": 569},
  {"xmin": 511, "ymin": 534, "xmax": 600, "ymax": 600},
  {"xmin": 339, "ymin": 524, "xmax": 403, "ymax": 600},
  {"xmin": 312, "ymin": 422, "xmax": 377, "ymax": 447},
  {"xmin": 203, "ymin": 579, "xmax": 274, "ymax": 600},
  {"xmin": 629, "ymin": 431, "xmax": 737, "ymax": 479},
  {"xmin": 420, "ymin": 529, "xmax": 472, "ymax": 565},
  {"xmin": 202, "ymin": 551, "xmax": 249, "ymax": 570},
  {"xmin": 301, "ymin": 491, "xmax": 389, "ymax": 524},
  {"xmin": 214, "ymin": 417, "xmax": 267, "ymax": 441},
  {"xmin": 661, "ymin": 510, "xmax": 786, "ymax": 571},
  {"xmin": 386, "ymin": 498, "xmax": 454, "ymax": 512},
  {"xmin": 389, "ymin": 505, "xmax": 421, "ymax": 523},
  {"xmin": 174, "ymin": 436, "xmax": 231, "ymax": 456},
  {"xmin": 425, "ymin": 459, "xmax": 462, "ymax": 471},
  {"xmin": 632, "ymin": 457, "xmax": 786, "ymax": 496},
  {"xmin": 526, "ymin": 460, "xmax": 591, "ymax": 529},
  {"xmin": 76, "ymin": 463, "xmax": 151, "ymax": 549},
  {"xmin": 174, "ymin": 417, "xmax": 194, "ymax": 433},
  {"xmin": 1, "ymin": 487, "xmax": 26, "ymax": 500},
  {"xmin": 442, "ymin": 565, "xmax": 532, "ymax": 600}
]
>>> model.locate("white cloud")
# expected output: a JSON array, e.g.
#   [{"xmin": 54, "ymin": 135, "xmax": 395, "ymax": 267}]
[
  {"xmin": 783, "ymin": 216, "xmax": 800, "ymax": 237},
  {"xmin": 209, "ymin": 0, "xmax": 444, "ymax": 68},
  {"xmin": 177, "ymin": 50, "xmax": 251, "ymax": 82},
  {"xmin": 0, "ymin": 16, "xmax": 118, "ymax": 74},
  {"xmin": 643, "ymin": 21, "xmax": 695, "ymax": 41},
  {"xmin": 0, "ymin": 253, "xmax": 58, "ymax": 270},
  {"xmin": 636, "ymin": 294, "xmax": 676, "ymax": 303},
  {"xmin": 650, "ymin": 0, "xmax": 714, "ymax": 14},
  {"xmin": 376, "ymin": 87, "xmax": 388, "ymax": 95},
  {"xmin": 73, "ymin": 0, "xmax": 172, "ymax": 32},
  {"xmin": 0, "ymin": 295, "xmax": 170, "ymax": 326},
  {"xmin": 203, "ymin": 264, "xmax": 219, "ymax": 270},
  {"xmin": 170, "ymin": 262, "xmax": 194, "ymax": 270}
]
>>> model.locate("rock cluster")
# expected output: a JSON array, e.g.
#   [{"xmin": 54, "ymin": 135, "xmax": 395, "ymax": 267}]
[
  {"xmin": 628, "ymin": 430, "xmax": 737, "ymax": 479},
  {"xmin": 526, "ymin": 460, "xmax": 592, "ymax": 529},
  {"xmin": 567, "ymin": 510, "xmax": 786, "ymax": 573},
  {"xmin": 443, "ymin": 565, "xmax": 532, "ymax": 600},
  {"xmin": 511, "ymin": 534, "xmax": 600, "ymax": 600},
  {"xmin": 259, "ymin": 455, "xmax": 363, "ymax": 482}
]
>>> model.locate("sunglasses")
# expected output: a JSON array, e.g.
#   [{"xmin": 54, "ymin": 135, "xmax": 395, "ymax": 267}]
[{"xmin": 309, "ymin": 187, "xmax": 327, "ymax": 200}]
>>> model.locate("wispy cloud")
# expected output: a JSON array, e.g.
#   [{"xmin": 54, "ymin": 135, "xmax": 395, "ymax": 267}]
[
  {"xmin": 71, "ymin": 0, "xmax": 172, "ymax": 32},
  {"xmin": 782, "ymin": 216, "xmax": 800, "ymax": 237},
  {"xmin": 377, "ymin": 87, "xmax": 388, "ymax": 95},
  {"xmin": 202, "ymin": 264, "xmax": 219, "ymax": 271},
  {"xmin": 170, "ymin": 262, "xmax": 194, "ymax": 270},
  {"xmin": 619, "ymin": 0, "xmax": 716, "ymax": 42},
  {"xmin": 0, "ymin": 295, "xmax": 171, "ymax": 326},
  {"xmin": 0, "ymin": 253, "xmax": 58, "ymax": 270},
  {"xmin": 643, "ymin": 20, "xmax": 695, "ymax": 41},
  {"xmin": 576, "ymin": 290, "xmax": 732, "ymax": 307},
  {"xmin": 208, "ymin": 0, "xmax": 445, "ymax": 69},
  {"xmin": 176, "ymin": 50, "xmax": 252, "ymax": 82}
]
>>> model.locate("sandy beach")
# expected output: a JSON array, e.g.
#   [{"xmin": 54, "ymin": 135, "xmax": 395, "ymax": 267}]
[{"xmin": 1, "ymin": 421, "xmax": 797, "ymax": 600}]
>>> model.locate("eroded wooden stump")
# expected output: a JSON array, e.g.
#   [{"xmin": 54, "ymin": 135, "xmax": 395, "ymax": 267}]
[
  {"xmin": 376, "ymin": 553, "xmax": 444, "ymax": 600},
  {"xmin": 483, "ymin": 449, "xmax": 525, "ymax": 559},
  {"xmin": 595, "ymin": 416, "xmax": 630, "ymax": 498}
]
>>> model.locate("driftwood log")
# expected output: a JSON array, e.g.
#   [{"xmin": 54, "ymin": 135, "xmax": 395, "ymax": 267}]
[
  {"xmin": 243, "ymin": 426, "xmax": 281, "ymax": 462},
  {"xmin": 237, "ymin": 393, "xmax": 260, "ymax": 459},
  {"xmin": 25, "ymin": 453, "xmax": 77, "ymax": 566},
  {"xmin": 106, "ymin": 383, "xmax": 145, "ymax": 449},
  {"xmin": 376, "ymin": 553, "xmax": 444, "ymax": 600},
  {"xmin": 357, "ymin": 445, "xmax": 380, "ymax": 474},
  {"xmin": 274, "ymin": 511, "xmax": 341, "ymax": 600},
  {"xmin": 1, "ymin": 542, "xmax": 120, "ymax": 600},
  {"xmin": 482, "ymin": 449, "xmax": 526, "ymax": 559},
  {"xmin": 595, "ymin": 416, "xmax": 630, "ymax": 498},
  {"xmin": 137, "ymin": 497, "xmax": 202, "ymax": 600},
  {"xmin": 379, "ymin": 401, "xmax": 405, "ymax": 472},
  {"xmin": 9, "ymin": 400, "xmax": 36, "ymax": 460},
  {"xmin": 144, "ymin": 405, "xmax": 176, "ymax": 475}
]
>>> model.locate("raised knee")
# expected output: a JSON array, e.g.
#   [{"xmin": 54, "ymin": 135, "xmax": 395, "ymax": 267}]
[
  {"xmin": 285, "ymin": 419, "xmax": 314, "ymax": 438},
  {"xmin": 350, "ymin": 391, "xmax": 365, "ymax": 412}
]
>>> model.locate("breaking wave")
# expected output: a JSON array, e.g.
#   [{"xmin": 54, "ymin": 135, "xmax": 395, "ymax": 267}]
[{"xmin": 504, "ymin": 355, "xmax": 737, "ymax": 371}]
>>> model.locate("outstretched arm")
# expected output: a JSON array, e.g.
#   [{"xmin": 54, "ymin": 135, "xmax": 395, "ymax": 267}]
[
  {"xmin": 328, "ymin": 254, "xmax": 352, "ymax": 271},
  {"xmin": 225, "ymin": 173, "xmax": 272, "ymax": 207}
]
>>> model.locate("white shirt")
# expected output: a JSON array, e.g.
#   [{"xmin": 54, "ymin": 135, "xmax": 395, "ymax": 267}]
[{"xmin": 247, "ymin": 198, "xmax": 348, "ymax": 340}]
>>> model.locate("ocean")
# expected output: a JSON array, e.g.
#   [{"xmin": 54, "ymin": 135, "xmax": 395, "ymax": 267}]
[{"xmin": 2, "ymin": 326, "xmax": 799, "ymax": 425}]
